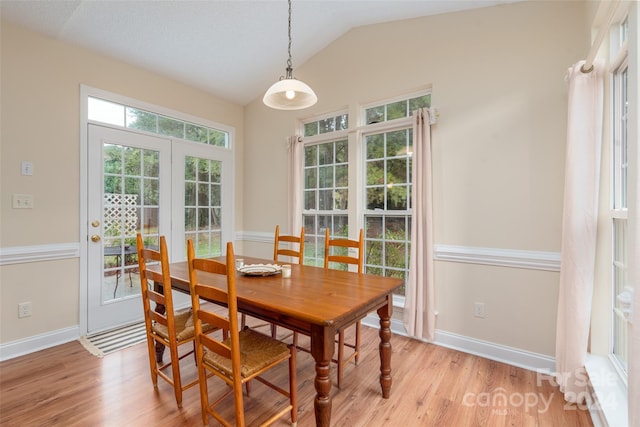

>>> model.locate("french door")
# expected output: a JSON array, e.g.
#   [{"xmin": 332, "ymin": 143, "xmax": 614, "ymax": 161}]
[
  {"xmin": 87, "ymin": 124, "xmax": 233, "ymax": 333},
  {"xmin": 87, "ymin": 125, "xmax": 171, "ymax": 332}
]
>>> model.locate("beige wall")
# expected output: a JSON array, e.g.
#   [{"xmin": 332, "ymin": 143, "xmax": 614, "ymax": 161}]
[
  {"xmin": 243, "ymin": 1, "xmax": 589, "ymax": 356},
  {"xmin": 0, "ymin": 21, "xmax": 244, "ymax": 343}
]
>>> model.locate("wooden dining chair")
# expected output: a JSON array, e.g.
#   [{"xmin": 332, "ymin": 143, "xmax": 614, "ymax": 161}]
[
  {"xmin": 187, "ymin": 239, "xmax": 297, "ymax": 427},
  {"xmin": 324, "ymin": 227, "xmax": 365, "ymax": 389},
  {"xmin": 273, "ymin": 225, "xmax": 305, "ymax": 264},
  {"xmin": 241, "ymin": 225, "xmax": 305, "ymax": 336},
  {"xmin": 136, "ymin": 234, "xmax": 219, "ymax": 408}
]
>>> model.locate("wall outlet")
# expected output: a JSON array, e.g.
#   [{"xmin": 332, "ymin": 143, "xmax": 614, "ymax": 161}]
[
  {"xmin": 474, "ymin": 302, "xmax": 486, "ymax": 318},
  {"xmin": 18, "ymin": 302, "xmax": 32, "ymax": 318},
  {"xmin": 12, "ymin": 194, "xmax": 34, "ymax": 209}
]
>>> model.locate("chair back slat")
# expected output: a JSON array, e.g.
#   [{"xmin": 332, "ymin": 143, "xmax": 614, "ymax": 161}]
[
  {"xmin": 324, "ymin": 228, "xmax": 364, "ymax": 273},
  {"xmin": 197, "ymin": 306, "xmax": 229, "ymax": 331},
  {"xmin": 199, "ymin": 332, "xmax": 232, "ymax": 360},
  {"xmin": 273, "ymin": 225, "xmax": 305, "ymax": 264},
  {"xmin": 149, "ymin": 310, "xmax": 167, "ymax": 325}
]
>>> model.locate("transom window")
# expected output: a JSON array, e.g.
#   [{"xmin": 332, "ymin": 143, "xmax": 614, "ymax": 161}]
[
  {"xmin": 88, "ymin": 96, "xmax": 229, "ymax": 148},
  {"xmin": 365, "ymin": 94, "xmax": 431, "ymax": 124}
]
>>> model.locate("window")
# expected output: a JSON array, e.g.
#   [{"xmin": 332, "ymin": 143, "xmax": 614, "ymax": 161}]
[
  {"xmin": 184, "ymin": 157, "xmax": 223, "ymax": 257},
  {"xmin": 88, "ymin": 97, "xmax": 229, "ymax": 148},
  {"xmin": 611, "ymin": 17, "xmax": 630, "ymax": 377},
  {"xmin": 299, "ymin": 91, "xmax": 430, "ymax": 296},
  {"xmin": 302, "ymin": 113, "xmax": 349, "ymax": 266}
]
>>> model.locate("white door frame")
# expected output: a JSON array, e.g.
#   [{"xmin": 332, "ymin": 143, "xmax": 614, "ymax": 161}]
[{"xmin": 79, "ymin": 85, "xmax": 235, "ymax": 335}]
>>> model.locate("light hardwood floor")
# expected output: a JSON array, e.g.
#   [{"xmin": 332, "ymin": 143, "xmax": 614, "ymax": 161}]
[{"xmin": 1, "ymin": 320, "xmax": 593, "ymax": 427}]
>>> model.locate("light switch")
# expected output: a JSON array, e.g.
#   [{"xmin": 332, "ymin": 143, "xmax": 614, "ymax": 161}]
[
  {"xmin": 21, "ymin": 161, "xmax": 33, "ymax": 176},
  {"xmin": 12, "ymin": 194, "xmax": 34, "ymax": 209}
]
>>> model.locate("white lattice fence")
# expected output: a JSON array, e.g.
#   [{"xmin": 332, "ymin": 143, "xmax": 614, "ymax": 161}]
[{"xmin": 104, "ymin": 193, "xmax": 138, "ymax": 236}]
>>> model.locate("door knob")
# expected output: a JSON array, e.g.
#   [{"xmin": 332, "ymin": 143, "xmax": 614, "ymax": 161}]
[
  {"xmin": 91, "ymin": 220, "xmax": 100, "ymax": 227},
  {"xmin": 91, "ymin": 235, "xmax": 101, "ymax": 242}
]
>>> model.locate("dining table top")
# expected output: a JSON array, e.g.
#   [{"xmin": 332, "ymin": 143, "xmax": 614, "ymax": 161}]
[{"xmin": 161, "ymin": 255, "xmax": 404, "ymax": 334}]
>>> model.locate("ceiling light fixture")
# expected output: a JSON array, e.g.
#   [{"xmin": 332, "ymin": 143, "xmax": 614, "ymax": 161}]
[{"xmin": 263, "ymin": 0, "xmax": 317, "ymax": 110}]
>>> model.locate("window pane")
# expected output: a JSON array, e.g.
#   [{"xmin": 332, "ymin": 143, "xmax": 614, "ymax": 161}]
[
  {"xmin": 318, "ymin": 144, "xmax": 333, "ymax": 165},
  {"xmin": 387, "ymin": 185, "xmax": 408, "ymax": 210},
  {"xmin": 335, "ymin": 189, "xmax": 348, "ymax": 210},
  {"xmin": 126, "ymin": 108, "xmax": 157, "ymax": 133},
  {"xmin": 305, "ymin": 145, "xmax": 317, "ymax": 166},
  {"xmin": 88, "ymin": 98, "xmax": 125, "ymax": 126},
  {"xmin": 335, "ymin": 140, "xmax": 348, "ymax": 163},
  {"xmin": 335, "ymin": 164, "xmax": 348, "ymax": 187},
  {"xmin": 409, "ymin": 94, "xmax": 431, "ymax": 112},
  {"xmin": 209, "ymin": 129, "xmax": 228, "ymax": 147},
  {"xmin": 304, "ymin": 122, "xmax": 318, "ymax": 137},
  {"xmin": 185, "ymin": 182, "xmax": 196, "ymax": 205},
  {"xmin": 304, "ymin": 190, "xmax": 316, "ymax": 210},
  {"xmin": 366, "ymin": 216, "xmax": 383, "ymax": 238},
  {"xmin": 144, "ymin": 178, "xmax": 159, "ymax": 205},
  {"xmin": 186, "ymin": 123, "xmax": 208, "ymax": 143},
  {"xmin": 387, "ymin": 158, "xmax": 408, "ymax": 184},
  {"xmin": 318, "ymin": 165, "xmax": 334, "ymax": 188},
  {"xmin": 319, "ymin": 117, "xmax": 336, "ymax": 134},
  {"xmin": 366, "ymin": 106, "xmax": 384, "ymax": 124},
  {"xmin": 143, "ymin": 151, "xmax": 160, "ymax": 177},
  {"xmin": 386, "ymin": 101, "xmax": 407, "ymax": 120},
  {"xmin": 367, "ymin": 161, "xmax": 384, "ymax": 185},
  {"xmin": 158, "ymin": 115, "xmax": 184, "ymax": 138},
  {"xmin": 319, "ymin": 189, "xmax": 333, "ymax": 210},
  {"xmin": 367, "ymin": 187, "xmax": 384, "ymax": 210},
  {"xmin": 387, "ymin": 130, "xmax": 409, "ymax": 157},
  {"xmin": 210, "ymin": 184, "xmax": 221, "ymax": 206},
  {"xmin": 305, "ymin": 168, "xmax": 317, "ymax": 188},
  {"xmin": 366, "ymin": 134, "xmax": 384, "ymax": 159}
]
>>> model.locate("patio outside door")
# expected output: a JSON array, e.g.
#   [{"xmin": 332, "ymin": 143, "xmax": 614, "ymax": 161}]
[{"xmin": 87, "ymin": 124, "xmax": 171, "ymax": 333}]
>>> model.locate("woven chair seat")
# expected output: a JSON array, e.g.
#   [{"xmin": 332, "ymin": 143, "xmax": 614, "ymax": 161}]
[
  {"xmin": 152, "ymin": 309, "xmax": 216, "ymax": 341},
  {"xmin": 203, "ymin": 328, "xmax": 290, "ymax": 378}
]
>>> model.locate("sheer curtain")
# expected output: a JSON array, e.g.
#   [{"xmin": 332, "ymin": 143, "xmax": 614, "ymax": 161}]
[
  {"xmin": 555, "ymin": 60, "xmax": 604, "ymax": 402},
  {"xmin": 287, "ymin": 135, "xmax": 304, "ymax": 234},
  {"xmin": 403, "ymin": 108, "xmax": 436, "ymax": 341}
]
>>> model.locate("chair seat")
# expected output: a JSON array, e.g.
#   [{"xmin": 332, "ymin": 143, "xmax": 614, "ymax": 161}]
[
  {"xmin": 152, "ymin": 308, "xmax": 216, "ymax": 341},
  {"xmin": 203, "ymin": 328, "xmax": 290, "ymax": 378}
]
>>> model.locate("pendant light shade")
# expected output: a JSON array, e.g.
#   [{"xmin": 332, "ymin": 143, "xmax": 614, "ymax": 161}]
[
  {"xmin": 263, "ymin": 74, "xmax": 317, "ymax": 110},
  {"xmin": 263, "ymin": 0, "xmax": 317, "ymax": 110}
]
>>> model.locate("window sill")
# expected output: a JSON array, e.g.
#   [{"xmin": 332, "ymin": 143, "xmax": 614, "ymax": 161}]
[{"xmin": 585, "ymin": 354, "xmax": 628, "ymax": 427}]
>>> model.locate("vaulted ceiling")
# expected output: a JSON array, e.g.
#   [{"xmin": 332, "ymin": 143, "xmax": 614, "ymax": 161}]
[{"xmin": 1, "ymin": 0, "xmax": 519, "ymax": 105}]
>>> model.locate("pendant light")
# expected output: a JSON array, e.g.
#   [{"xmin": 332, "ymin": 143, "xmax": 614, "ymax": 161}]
[{"xmin": 263, "ymin": 0, "xmax": 317, "ymax": 110}]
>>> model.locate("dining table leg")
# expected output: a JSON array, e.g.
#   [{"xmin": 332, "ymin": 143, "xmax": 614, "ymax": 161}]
[
  {"xmin": 311, "ymin": 324, "xmax": 335, "ymax": 427},
  {"xmin": 377, "ymin": 299, "xmax": 393, "ymax": 398}
]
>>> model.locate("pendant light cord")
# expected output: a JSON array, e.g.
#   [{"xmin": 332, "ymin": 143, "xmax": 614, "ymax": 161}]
[{"xmin": 286, "ymin": 0, "xmax": 293, "ymax": 78}]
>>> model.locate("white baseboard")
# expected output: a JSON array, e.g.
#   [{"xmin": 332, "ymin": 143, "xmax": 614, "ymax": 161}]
[
  {"xmin": 0, "ymin": 326, "xmax": 80, "ymax": 362},
  {"xmin": 362, "ymin": 314, "xmax": 555, "ymax": 373}
]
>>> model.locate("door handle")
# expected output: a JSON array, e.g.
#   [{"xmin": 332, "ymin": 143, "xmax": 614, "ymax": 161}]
[
  {"xmin": 91, "ymin": 220, "xmax": 100, "ymax": 227},
  {"xmin": 91, "ymin": 235, "xmax": 101, "ymax": 242}
]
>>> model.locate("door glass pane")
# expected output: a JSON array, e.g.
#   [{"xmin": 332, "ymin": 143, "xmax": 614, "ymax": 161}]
[
  {"xmin": 185, "ymin": 156, "xmax": 223, "ymax": 257},
  {"xmin": 103, "ymin": 143, "xmax": 160, "ymax": 303}
]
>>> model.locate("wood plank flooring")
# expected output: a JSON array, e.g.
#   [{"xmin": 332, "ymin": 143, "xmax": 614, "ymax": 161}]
[{"xmin": 0, "ymin": 319, "xmax": 593, "ymax": 426}]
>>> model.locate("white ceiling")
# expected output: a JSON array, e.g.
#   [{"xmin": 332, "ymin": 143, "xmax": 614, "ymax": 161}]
[{"xmin": 1, "ymin": 0, "xmax": 518, "ymax": 106}]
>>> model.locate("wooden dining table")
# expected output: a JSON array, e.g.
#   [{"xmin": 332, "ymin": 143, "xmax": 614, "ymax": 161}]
[{"xmin": 154, "ymin": 255, "xmax": 404, "ymax": 426}]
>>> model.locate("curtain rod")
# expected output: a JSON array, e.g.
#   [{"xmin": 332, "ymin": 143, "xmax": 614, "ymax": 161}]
[{"xmin": 582, "ymin": 0, "xmax": 621, "ymax": 73}]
